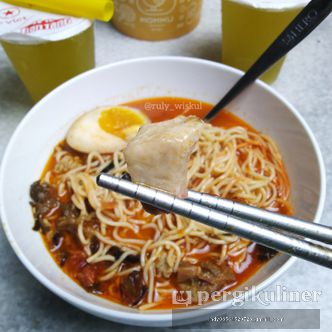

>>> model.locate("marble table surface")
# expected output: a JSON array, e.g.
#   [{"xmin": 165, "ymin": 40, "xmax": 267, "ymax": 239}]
[{"xmin": 0, "ymin": 2, "xmax": 331, "ymax": 332}]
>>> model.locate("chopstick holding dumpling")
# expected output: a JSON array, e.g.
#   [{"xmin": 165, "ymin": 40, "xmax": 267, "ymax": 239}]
[{"xmin": 124, "ymin": 116, "xmax": 204, "ymax": 199}]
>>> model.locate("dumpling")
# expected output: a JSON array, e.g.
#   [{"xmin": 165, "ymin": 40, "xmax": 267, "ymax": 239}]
[{"xmin": 124, "ymin": 116, "xmax": 204, "ymax": 198}]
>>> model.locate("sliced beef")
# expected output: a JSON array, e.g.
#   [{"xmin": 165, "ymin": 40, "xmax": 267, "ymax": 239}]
[
  {"xmin": 119, "ymin": 271, "xmax": 147, "ymax": 307},
  {"xmin": 176, "ymin": 260, "xmax": 236, "ymax": 302},
  {"xmin": 255, "ymin": 244, "xmax": 278, "ymax": 262},
  {"xmin": 56, "ymin": 202, "xmax": 80, "ymax": 237},
  {"xmin": 67, "ymin": 251, "xmax": 97, "ymax": 289},
  {"xmin": 61, "ymin": 201, "xmax": 80, "ymax": 219},
  {"xmin": 30, "ymin": 180, "xmax": 56, "ymax": 204},
  {"xmin": 176, "ymin": 261, "xmax": 201, "ymax": 283},
  {"xmin": 30, "ymin": 181, "xmax": 60, "ymax": 233},
  {"xmin": 76, "ymin": 264, "xmax": 98, "ymax": 289}
]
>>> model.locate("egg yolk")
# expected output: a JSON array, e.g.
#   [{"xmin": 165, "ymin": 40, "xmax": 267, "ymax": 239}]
[{"xmin": 98, "ymin": 107, "xmax": 146, "ymax": 139}]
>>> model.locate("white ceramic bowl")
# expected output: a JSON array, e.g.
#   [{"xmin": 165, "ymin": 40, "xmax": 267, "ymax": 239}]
[{"xmin": 0, "ymin": 57, "xmax": 326, "ymax": 327}]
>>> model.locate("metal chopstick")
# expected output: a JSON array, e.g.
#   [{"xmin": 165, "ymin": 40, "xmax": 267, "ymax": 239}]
[
  {"xmin": 187, "ymin": 191, "xmax": 332, "ymax": 245},
  {"xmin": 96, "ymin": 174, "xmax": 332, "ymax": 269}
]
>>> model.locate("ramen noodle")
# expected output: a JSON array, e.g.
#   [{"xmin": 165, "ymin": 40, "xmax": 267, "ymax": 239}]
[{"xmin": 29, "ymin": 97, "xmax": 292, "ymax": 310}]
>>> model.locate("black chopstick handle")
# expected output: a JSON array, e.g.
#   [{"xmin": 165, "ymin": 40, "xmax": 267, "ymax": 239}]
[{"xmin": 204, "ymin": 0, "xmax": 332, "ymax": 122}]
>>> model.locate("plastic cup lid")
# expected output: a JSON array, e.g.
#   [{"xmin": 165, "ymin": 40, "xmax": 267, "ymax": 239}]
[
  {"xmin": 226, "ymin": 0, "xmax": 310, "ymax": 10},
  {"xmin": 0, "ymin": 1, "xmax": 91, "ymax": 43}
]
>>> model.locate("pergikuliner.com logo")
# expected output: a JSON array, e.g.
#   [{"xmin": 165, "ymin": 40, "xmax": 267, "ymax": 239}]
[{"xmin": 172, "ymin": 285, "xmax": 322, "ymax": 307}]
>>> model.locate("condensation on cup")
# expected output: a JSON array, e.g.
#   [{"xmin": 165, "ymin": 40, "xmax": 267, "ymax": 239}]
[
  {"xmin": 221, "ymin": 0, "xmax": 310, "ymax": 83},
  {"xmin": 112, "ymin": 0, "xmax": 203, "ymax": 41},
  {"xmin": 0, "ymin": 2, "xmax": 95, "ymax": 102}
]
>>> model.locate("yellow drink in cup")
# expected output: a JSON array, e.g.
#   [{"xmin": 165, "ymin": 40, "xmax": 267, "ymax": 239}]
[
  {"xmin": 222, "ymin": 0, "xmax": 309, "ymax": 83},
  {"xmin": 0, "ymin": 1, "xmax": 99, "ymax": 102},
  {"xmin": 1, "ymin": 23, "xmax": 95, "ymax": 101}
]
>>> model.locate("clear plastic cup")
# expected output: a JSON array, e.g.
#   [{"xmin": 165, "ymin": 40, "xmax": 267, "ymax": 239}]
[
  {"xmin": 1, "ymin": 22, "xmax": 95, "ymax": 102},
  {"xmin": 112, "ymin": 0, "xmax": 203, "ymax": 41},
  {"xmin": 221, "ymin": 0, "xmax": 309, "ymax": 83}
]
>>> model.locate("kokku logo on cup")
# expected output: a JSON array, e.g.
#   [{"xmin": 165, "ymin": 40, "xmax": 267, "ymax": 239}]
[{"xmin": 136, "ymin": 0, "xmax": 177, "ymax": 16}]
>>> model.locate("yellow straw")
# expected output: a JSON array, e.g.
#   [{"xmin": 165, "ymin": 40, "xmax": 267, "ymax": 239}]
[{"xmin": 5, "ymin": 0, "xmax": 114, "ymax": 21}]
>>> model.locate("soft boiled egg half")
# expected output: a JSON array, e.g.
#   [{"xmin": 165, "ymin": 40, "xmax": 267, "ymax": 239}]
[{"xmin": 66, "ymin": 106, "xmax": 149, "ymax": 153}]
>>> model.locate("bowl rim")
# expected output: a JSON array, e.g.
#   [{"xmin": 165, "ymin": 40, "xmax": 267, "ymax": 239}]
[{"xmin": 0, "ymin": 56, "xmax": 326, "ymax": 324}]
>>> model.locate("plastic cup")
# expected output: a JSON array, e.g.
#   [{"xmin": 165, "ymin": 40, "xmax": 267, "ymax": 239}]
[
  {"xmin": 112, "ymin": 0, "xmax": 203, "ymax": 41},
  {"xmin": 221, "ymin": 0, "xmax": 309, "ymax": 83},
  {"xmin": 1, "ymin": 22, "xmax": 95, "ymax": 102}
]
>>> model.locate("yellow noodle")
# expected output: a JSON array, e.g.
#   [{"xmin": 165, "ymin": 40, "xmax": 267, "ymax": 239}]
[{"xmin": 44, "ymin": 124, "xmax": 290, "ymax": 308}]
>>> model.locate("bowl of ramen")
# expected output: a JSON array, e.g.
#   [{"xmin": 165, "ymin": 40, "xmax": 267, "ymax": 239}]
[{"xmin": 0, "ymin": 57, "xmax": 325, "ymax": 326}]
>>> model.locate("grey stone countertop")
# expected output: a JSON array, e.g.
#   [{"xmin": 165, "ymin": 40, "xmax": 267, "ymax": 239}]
[{"xmin": 0, "ymin": 2, "xmax": 331, "ymax": 332}]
